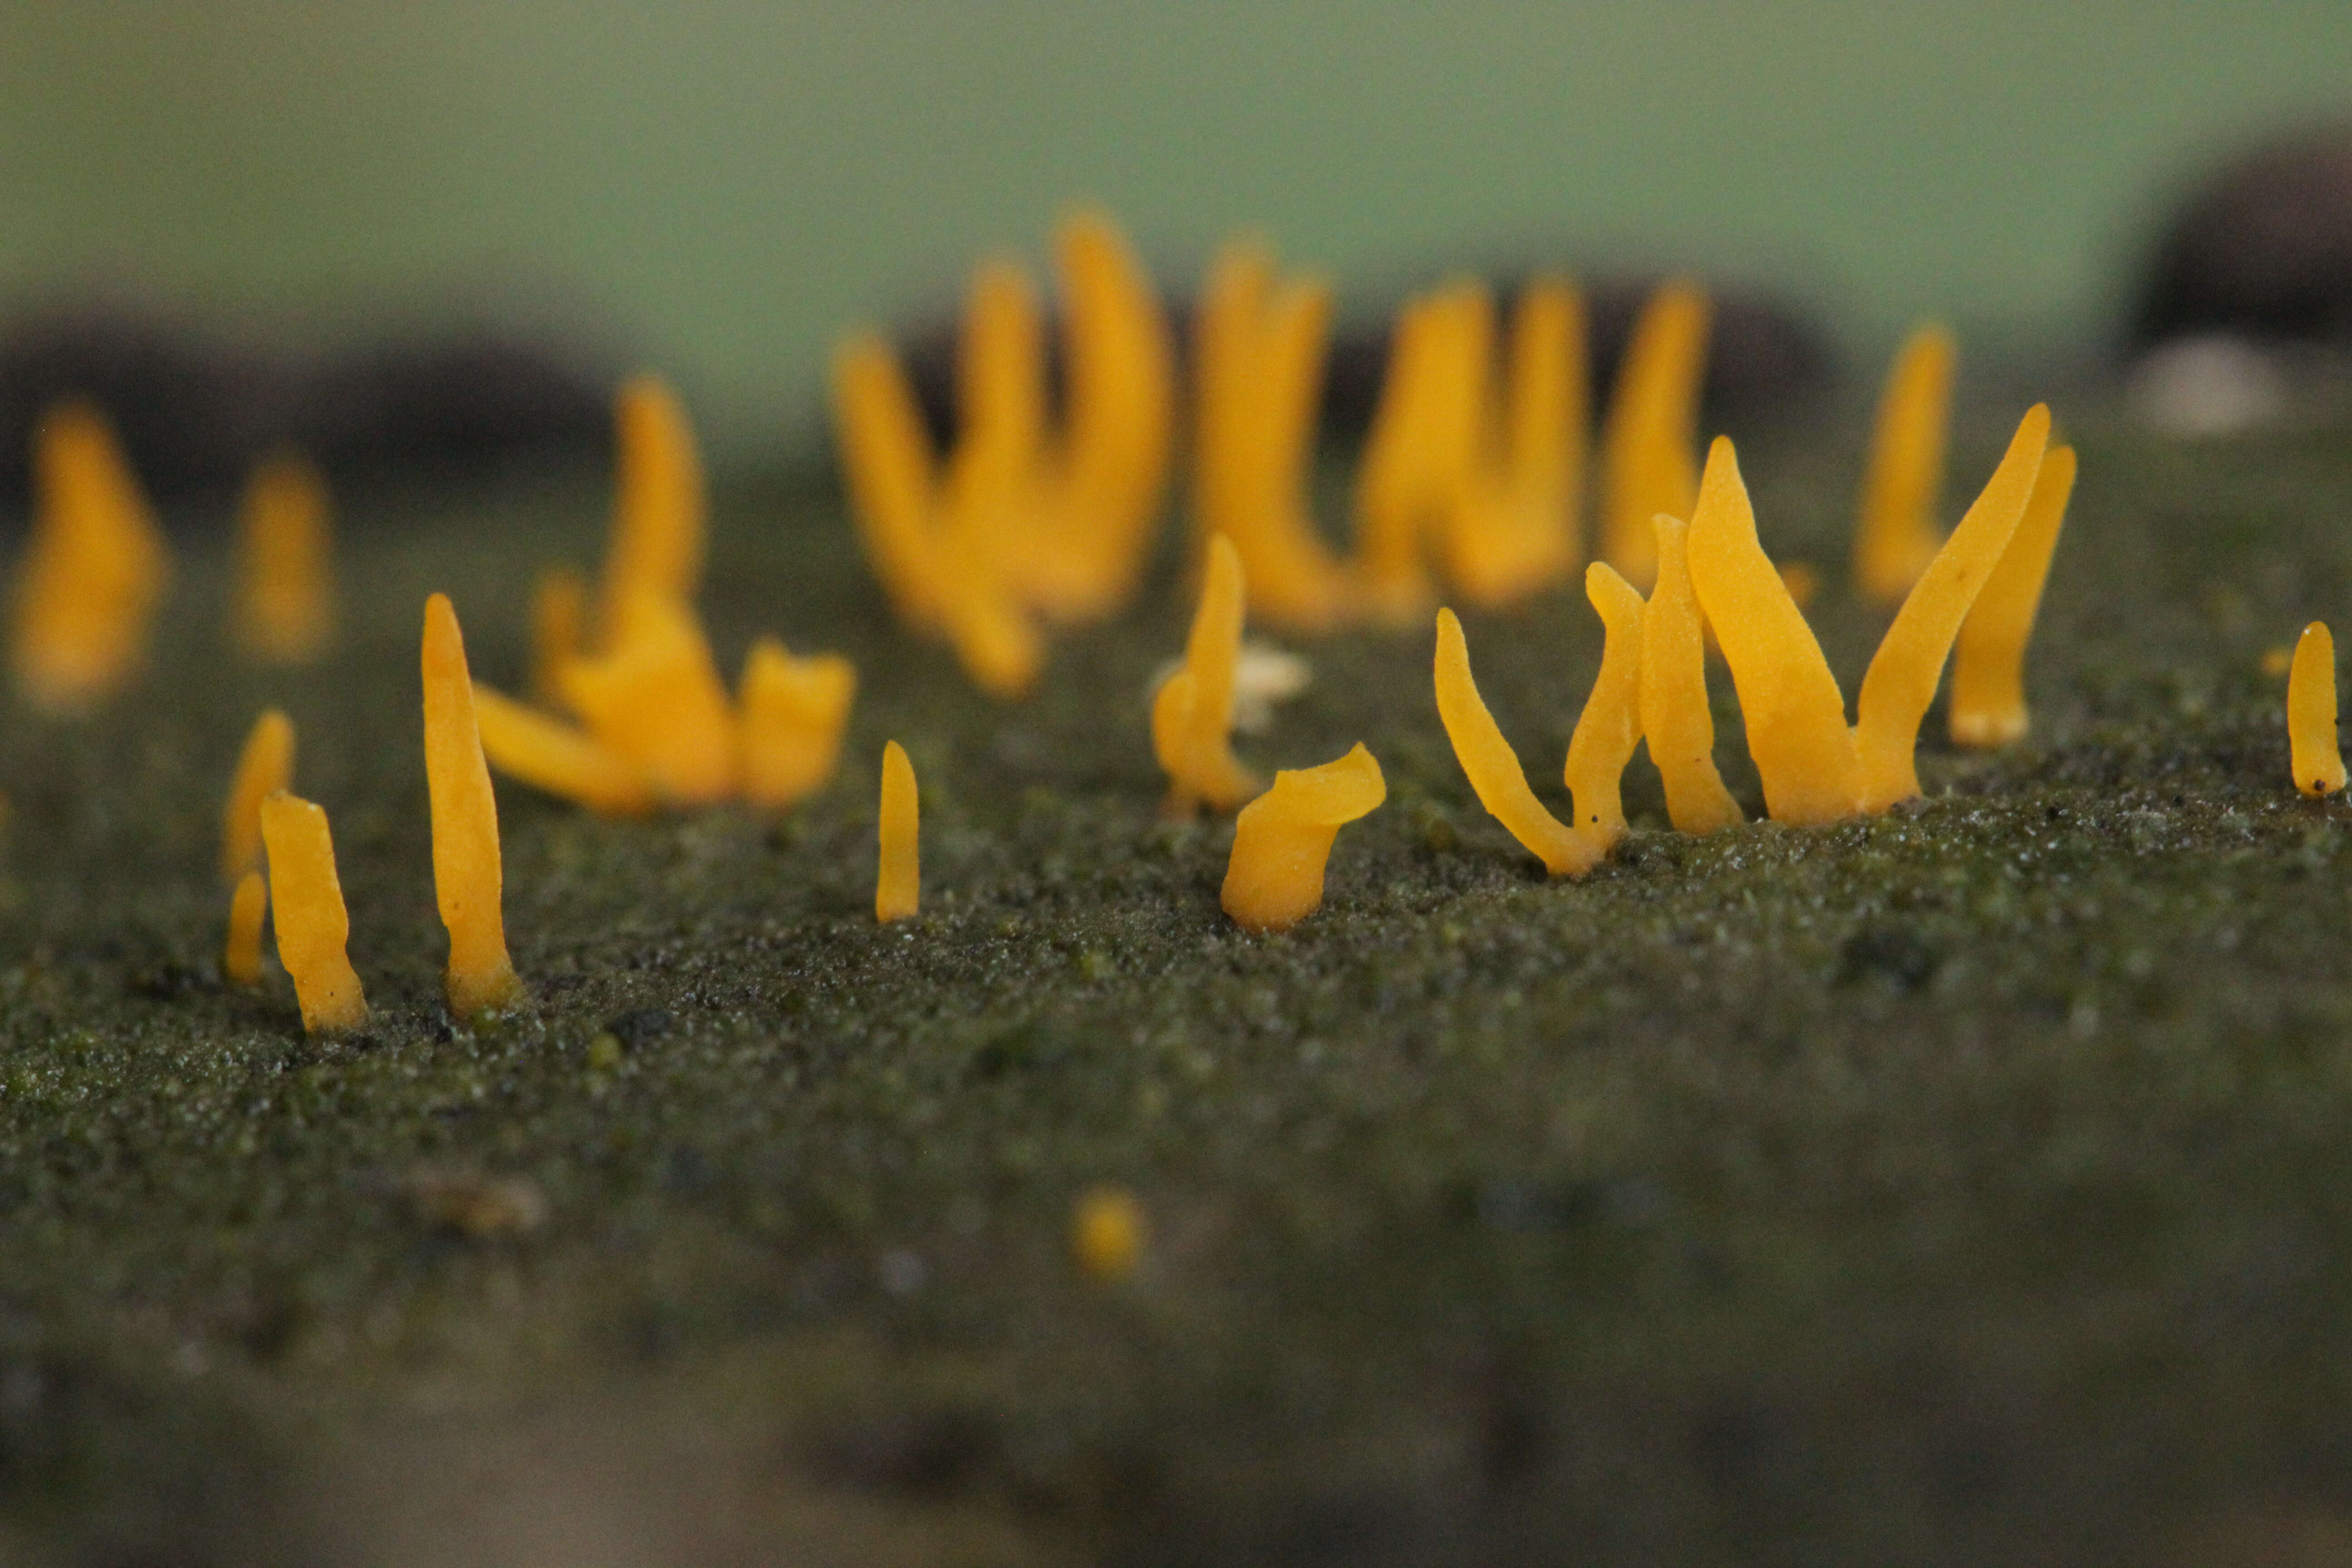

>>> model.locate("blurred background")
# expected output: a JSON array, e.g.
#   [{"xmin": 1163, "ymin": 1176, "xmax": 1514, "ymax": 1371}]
[{"xmin": 2, "ymin": 0, "xmax": 2349, "ymax": 471}]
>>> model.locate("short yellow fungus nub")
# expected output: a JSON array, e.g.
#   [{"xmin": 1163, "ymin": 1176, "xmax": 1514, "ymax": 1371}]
[
  {"xmin": 1073, "ymin": 1186, "xmax": 1147, "ymax": 1282},
  {"xmin": 561, "ymin": 594, "xmax": 740, "ymax": 805},
  {"xmin": 10, "ymin": 401, "xmax": 172, "ymax": 712},
  {"xmin": 1949, "ymin": 444, "xmax": 2077, "ymax": 748},
  {"xmin": 1640, "ymin": 515, "xmax": 1743, "ymax": 834},
  {"xmin": 232, "ymin": 451, "xmax": 335, "ymax": 663},
  {"xmin": 739, "ymin": 637, "xmax": 856, "ymax": 810},
  {"xmin": 2289, "ymin": 621, "xmax": 2346, "ymax": 798},
  {"xmin": 1220, "ymin": 743, "xmax": 1386, "ymax": 932},
  {"xmin": 601, "ymin": 376, "xmax": 706, "ymax": 644},
  {"xmin": 1433, "ymin": 608, "xmax": 1592, "ymax": 877},
  {"xmin": 1853, "ymin": 325, "xmax": 1957, "ymax": 604},
  {"xmin": 877, "ymin": 740, "xmax": 920, "ymax": 922},
  {"xmin": 529, "ymin": 566, "xmax": 589, "ymax": 708},
  {"xmin": 1152, "ymin": 534, "xmax": 1261, "ymax": 814},
  {"xmin": 221, "ymin": 707, "xmax": 296, "ymax": 885},
  {"xmin": 422, "ymin": 594, "xmax": 523, "ymax": 1018},
  {"xmin": 471, "ymin": 684, "xmax": 654, "ymax": 816},
  {"xmin": 223, "ymin": 870, "xmax": 267, "ymax": 987},
  {"xmin": 258, "ymin": 791, "xmax": 367, "ymax": 1034},
  {"xmin": 1598, "ymin": 281, "xmax": 1708, "ymax": 587}
]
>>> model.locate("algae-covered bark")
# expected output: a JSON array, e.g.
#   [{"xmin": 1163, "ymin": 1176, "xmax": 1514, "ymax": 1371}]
[{"xmin": 5, "ymin": 409, "xmax": 2352, "ymax": 1565}]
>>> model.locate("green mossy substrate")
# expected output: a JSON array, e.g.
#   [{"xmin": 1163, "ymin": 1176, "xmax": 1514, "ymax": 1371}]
[{"xmin": 5, "ymin": 405, "xmax": 2352, "ymax": 1566}]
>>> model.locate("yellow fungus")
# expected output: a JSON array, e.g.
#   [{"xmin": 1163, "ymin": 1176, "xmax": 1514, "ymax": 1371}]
[
  {"xmin": 1853, "ymin": 326, "xmax": 1958, "ymax": 603},
  {"xmin": 10, "ymin": 401, "xmax": 172, "ymax": 712},
  {"xmin": 600, "ymin": 375, "xmax": 705, "ymax": 643},
  {"xmin": 259, "ymin": 791, "xmax": 367, "ymax": 1034},
  {"xmin": 2263, "ymin": 646, "xmax": 2294, "ymax": 679},
  {"xmin": 220, "ymin": 708, "xmax": 295, "ymax": 885},
  {"xmin": 529, "ymin": 566, "xmax": 589, "ymax": 708},
  {"xmin": 1597, "ymin": 282, "xmax": 1708, "ymax": 587},
  {"xmin": 877, "ymin": 740, "xmax": 920, "ymax": 922},
  {"xmin": 1640, "ymin": 515, "xmax": 1743, "ymax": 834},
  {"xmin": 561, "ymin": 593, "xmax": 740, "ymax": 804},
  {"xmin": 834, "ymin": 336, "xmax": 956, "ymax": 632},
  {"xmin": 1444, "ymin": 278, "xmax": 1588, "ymax": 608},
  {"xmin": 223, "ymin": 870, "xmax": 267, "ymax": 987},
  {"xmin": 1949, "ymin": 444, "xmax": 2077, "ymax": 748},
  {"xmin": 473, "ymin": 683, "xmax": 654, "ymax": 816},
  {"xmin": 1355, "ymin": 286, "xmax": 1483, "ymax": 621},
  {"xmin": 2289, "ymin": 622, "xmax": 2346, "ymax": 797},
  {"xmin": 1073, "ymin": 1186, "xmax": 1147, "ymax": 1281},
  {"xmin": 231, "ymin": 451, "xmax": 334, "ymax": 663},
  {"xmin": 1562, "ymin": 563, "xmax": 1647, "ymax": 848},
  {"xmin": 422, "ymin": 594, "xmax": 523, "ymax": 1018},
  {"xmin": 941, "ymin": 261, "xmax": 1051, "ymax": 592},
  {"xmin": 739, "ymin": 637, "xmax": 856, "ymax": 809},
  {"xmin": 1152, "ymin": 534, "xmax": 1261, "ymax": 814},
  {"xmin": 1433, "ymin": 608, "xmax": 1592, "ymax": 876},
  {"xmin": 1853, "ymin": 405, "xmax": 2049, "ymax": 810},
  {"xmin": 1220, "ymin": 743, "xmax": 1386, "ymax": 932}
]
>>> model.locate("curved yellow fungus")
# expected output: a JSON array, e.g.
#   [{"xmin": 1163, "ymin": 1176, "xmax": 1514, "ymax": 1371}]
[
  {"xmin": 1853, "ymin": 325, "xmax": 1957, "ymax": 604},
  {"xmin": 877, "ymin": 740, "xmax": 920, "ymax": 922},
  {"xmin": 221, "ymin": 708, "xmax": 296, "ymax": 885},
  {"xmin": 2289, "ymin": 621, "xmax": 2346, "ymax": 798},
  {"xmin": 739, "ymin": 637, "xmax": 856, "ymax": 810},
  {"xmin": 601, "ymin": 375, "xmax": 705, "ymax": 643},
  {"xmin": 1433, "ymin": 608, "xmax": 1591, "ymax": 876},
  {"xmin": 1153, "ymin": 534, "xmax": 1261, "ymax": 814},
  {"xmin": 1220, "ymin": 743, "xmax": 1386, "ymax": 932},
  {"xmin": 259, "ymin": 791, "xmax": 367, "ymax": 1034},
  {"xmin": 472, "ymin": 683, "xmax": 654, "ymax": 816},
  {"xmin": 835, "ymin": 336, "xmax": 956, "ymax": 632},
  {"xmin": 1355, "ymin": 285, "xmax": 1484, "ymax": 621},
  {"xmin": 1562, "ymin": 563, "xmax": 1648, "ymax": 848},
  {"xmin": 10, "ymin": 401, "xmax": 172, "ymax": 712},
  {"xmin": 529, "ymin": 565, "xmax": 589, "ymax": 708},
  {"xmin": 1597, "ymin": 281, "xmax": 1708, "ymax": 587},
  {"xmin": 422, "ymin": 594, "xmax": 523, "ymax": 1018},
  {"xmin": 1853, "ymin": 404, "xmax": 2049, "ymax": 811},
  {"xmin": 1640, "ymin": 515, "xmax": 1744, "ymax": 834},
  {"xmin": 1444, "ymin": 276, "xmax": 1587, "ymax": 609},
  {"xmin": 561, "ymin": 593, "xmax": 740, "ymax": 804},
  {"xmin": 1073, "ymin": 1186, "xmax": 1147, "ymax": 1282},
  {"xmin": 224, "ymin": 870, "xmax": 267, "ymax": 987},
  {"xmin": 1950, "ymin": 444, "xmax": 2077, "ymax": 748},
  {"xmin": 231, "ymin": 451, "xmax": 334, "ymax": 663}
]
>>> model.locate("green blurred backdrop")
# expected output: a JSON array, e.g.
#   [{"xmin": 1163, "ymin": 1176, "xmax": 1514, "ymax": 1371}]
[{"xmin": 4, "ymin": 2, "xmax": 2349, "ymax": 451}]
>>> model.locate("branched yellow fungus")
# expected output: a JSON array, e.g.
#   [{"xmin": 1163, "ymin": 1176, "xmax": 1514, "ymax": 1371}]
[
  {"xmin": 835, "ymin": 336, "xmax": 956, "ymax": 631},
  {"xmin": 1073, "ymin": 1186, "xmax": 1147, "ymax": 1282},
  {"xmin": 232, "ymin": 451, "xmax": 335, "ymax": 663},
  {"xmin": 10, "ymin": 401, "xmax": 172, "ymax": 712},
  {"xmin": 221, "ymin": 708, "xmax": 296, "ymax": 884},
  {"xmin": 1597, "ymin": 282, "xmax": 1708, "ymax": 587},
  {"xmin": 2289, "ymin": 621, "xmax": 2346, "ymax": 798},
  {"xmin": 1443, "ymin": 277, "xmax": 1588, "ymax": 609},
  {"xmin": 1853, "ymin": 326, "xmax": 1957, "ymax": 604},
  {"xmin": 529, "ymin": 565, "xmax": 589, "ymax": 708},
  {"xmin": 1355, "ymin": 285, "xmax": 1482, "ymax": 622},
  {"xmin": 224, "ymin": 870, "xmax": 267, "ymax": 987},
  {"xmin": 1640, "ymin": 515, "xmax": 1743, "ymax": 834},
  {"xmin": 472, "ymin": 683, "xmax": 654, "ymax": 816},
  {"xmin": 739, "ymin": 637, "xmax": 856, "ymax": 809},
  {"xmin": 259, "ymin": 791, "xmax": 367, "ymax": 1033},
  {"xmin": 1220, "ymin": 743, "xmax": 1386, "ymax": 932},
  {"xmin": 1562, "ymin": 563, "xmax": 1648, "ymax": 848},
  {"xmin": 1433, "ymin": 608, "xmax": 1591, "ymax": 876},
  {"xmin": 1153, "ymin": 534, "xmax": 1261, "ymax": 814},
  {"xmin": 422, "ymin": 594, "xmax": 523, "ymax": 1018},
  {"xmin": 601, "ymin": 376, "xmax": 705, "ymax": 643},
  {"xmin": 561, "ymin": 594, "xmax": 740, "ymax": 804},
  {"xmin": 1950, "ymin": 444, "xmax": 2077, "ymax": 747},
  {"xmin": 877, "ymin": 740, "xmax": 920, "ymax": 922}
]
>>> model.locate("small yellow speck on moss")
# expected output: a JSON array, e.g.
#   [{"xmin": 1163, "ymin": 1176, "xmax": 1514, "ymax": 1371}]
[
  {"xmin": 1949, "ymin": 445, "xmax": 2077, "ymax": 748},
  {"xmin": 1853, "ymin": 325, "xmax": 1956, "ymax": 604},
  {"xmin": 600, "ymin": 376, "xmax": 706, "ymax": 646},
  {"xmin": 221, "ymin": 708, "xmax": 295, "ymax": 885},
  {"xmin": 258, "ymin": 791, "xmax": 366, "ymax": 1034},
  {"xmin": 1073, "ymin": 1186, "xmax": 1147, "ymax": 1281},
  {"xmin": 2289, "ymin": 621, "xmax": 2346, "ymax": 798},
  {"xmin": 529, "ymin": 565, "xmax": 589, "ymax": 708},
  {"xmin": 1152, "ymin": 534, "xmax": 1261, "ymax": 815},
  {"xmin": 1640, "ymin": 516, "xmax": 1744, "ymax": 835},
  {"xmin": 877, "ymin": 741, "xmax": 920, "ymax": 922},
  {"xmin": 738, "ymin": 637, "xmax": 856, "ymax": 810},
  {"xmin": 1598, "ymin": 281, "xmax": 1708, "ymax": 588},
  {"xmin": 2263, "ymin": 646, "xmax": 2295, "ymax": 679},
  {"xmin": 232, "ymin": 451, "xmax": 334, "ymax": 663},
  {"xmin": 223, "ymin": 870, "xmax": 266, "ymax": 987},
  {"xmin": 10, "ymin": 401, "xmax": 172, "ymax": 713},
  {"xmin": 1221, "ymin": 743, "xmax": 1385, "ymax": 932},
  {"xmin": 423, "ymin": 594, "xmax": 522, "ymax": 1019}
]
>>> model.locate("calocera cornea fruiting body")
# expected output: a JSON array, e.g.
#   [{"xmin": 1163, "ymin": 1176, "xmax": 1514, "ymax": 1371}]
[
  {"xmin": 1152, "ymin": 534, "xmax": 1261, "ymax": 815},
  {"xmin": 1432, "ymin": 608, "xmax": 1594, "ymax": 877},
  {"xmin": 10, "ymin": 401, "xmax": 172, "ymax": 713},
  {"xmin": 232, "ymin": 451, "xmax": 335, "ymax": 663},
  {"xmin": 1853, "ymin": 325, "xmax": 1956, "ymax": 604},
  {"xmin": 601, "ymin": 375, "xmax": 706, "ymax": 645},
  {"xmin": 422, "ymin": 594, "xmax": 523, "ymax": 1018},
  {"xmin": 221, "ymin": 708, "xmax": 296, "ymax": 885},
  {"xmin": 1597, "ymin": 281, "xmax": 1708, "ymax": 588},
  {"xmin": 472, "ymin": 685, "xmax": 655, "ymax": 816},
  {"xmin": 2288, "ymin": 621, "xmax": 2346, "ymax": 797},
  {"xmin": 1444, "ymin": 277, "xmax": 1587, "ymax": 610},
  {"xmin": 877, "ymin": 740, "xmax": 920, "ymax": 922},
  {"xmin": 258, "ymin": 790, "xmax": 367, "ymax": 1034},
  {"xmin": 1950, "ymin": 444, "xmax": 2077, "ymax": 748},
  {"xmin": 1354, "ymin": 283, "xmax": 1484, "ymax": 622},
  {"xmin": 529, "ymin": 566, "xmax": 589, "ymax": 708},
  {"xmin": 1640, "ymin": 514, "xmax": 1743, "ymax": 835},
  {"xmin": 561, "ymin": 593, "xmax": 740, "ymax": 806},
  {"xmin": 223, "ymin": 870, "xmax": 267, "ymax": 987},
  {"xmin": 739, "ymin": 637, "xmax": 857, "ymax": 810},
  {"xmin": 1220, "ymin": 743, "xmax": 1386, "ymax": 932}
]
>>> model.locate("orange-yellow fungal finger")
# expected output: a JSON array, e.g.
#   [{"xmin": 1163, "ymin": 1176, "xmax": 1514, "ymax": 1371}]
[
  {"xmin": 1432, "ymin": 608, "xmax": 1590, "ymax": 876},
  {"xmin": 1598, "ymin": 281, "xmax": 1708, "ymax": 587},
  {"xmin": 1051, "ymin": 210, "xmax": 1176, "ymax": 618},
  {"xmin": 1950, "ymin": 444, "xmax": 2076, "ymax": 748},
  {"xmin": 1562, "ymin": 563, "xmax": 1646, "ymax": 849},
  {"xmin": 2289, "ymin": 621, "xmax": 2346, "ymax": 798},
  {"xmin": 739, "ymin": 637, "xmax": 857, "ymax": 809},
  {"xmin": 529, "ymin": 566, "xmax": 589, "ymax": 708},
  {"xmin": 833, "ymin": 335, "xmax": 951, "ymax": 628},
  {"xmin": 876, "ymin": 740, "xmax": 920, "ymax": 922},
  {"xmin": 1853, "ymin": 325, "xmax": 1957, "ymax": 603},
  {"xmin": 1639, "ymin": 516, "xmax": 1743, "ymax": 835},
  {"xmin": 1853, "ymin": 404, "xmax": 2049, "ymax": 812},
  {"xmin": 232, "ymin": 451, "xmax": 335, "ymax": 663},
  {"xmin": 562, "ymin": 594, "xmax": 740, "ymax": 802},
  {"xmin": 473, "ymin": 682, "xmax": 655, "ymax": 816},
  {"xmin": 1154, "ymin": 534, "xmax": 1260, "ymax": 813},
  {"xmin": 259, "ymin": 791, "xmax": 367, "ymax": 1033},
  {"xmin": 224, "ymin": 870, "xmax": 267, "ymax": 987},
  {"xmin": 11, "ymin": 401, "xmax": 172, "ymax": 712},
  {"xmin": 1353, "ymin": 296, "xmax": 1446, "ymax": 618},
  {"xmin": 1685, "ymin": 436, "xmax": 1861, "ymax": 826},
  {"xmin": 422, "ymin": 594, "xmax": 523, "ymax": 1018},
  {"xmin": 221, "ymin": 708, "xmax": 296, "ymax": 884},
  {"xmin": 601, "ymin": 375, "xmax": 705, "ymax": 642},
  {"xmin": 1444, "ymin": 277, "xmax": 1586, "ymax": 608},
  {"xmin": 941, "ymin": 261, "xmax": 1052, "ymax": 599},
  {"xmin": 1220, "ymin": 743, "xmax": 1386, "ymax": 932}
]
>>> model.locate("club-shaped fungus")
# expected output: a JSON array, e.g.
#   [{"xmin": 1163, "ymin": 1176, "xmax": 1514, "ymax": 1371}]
[
  {"xmin": 1597, "ymin": 281, "xmax": 1708, "ymax": 587},
  {"xmin": 1640, "ymin": 515, "xmax": 1743, "ymax": 834},
  {"xmin": 2289, "ymin": 621, "xmax": 2346, "ymax": 797},
  {"xmin": 423, "ymin": 594, "xmax": 523, "ymax": 1018},
  {"xmin": 1949, "ymin": 445, "xmax": 2076, "ymax": 747},
  {"xmin": 231, "ymin": 451, "xmax": 335, "ymax": 663},
  {"xmin": 1355, "ymin": 283, "xmax": 1488, "ymax": 622},
  {"xmin": 1153, "ymin": 534, "xmax": 1261, "ymax": 814},
  {"xmin": 223, "ymin": 870, "xmax": 267, "ymax": 987},
  {"xmin": 10, "ymin": 401, "xmax": 171, "ymax": 713},
  {"xmin": 1852, "ymin": 325, "xmax": 1956, "ymax": 604},
  {"xmin": 877, "ymin": 740, "xmax": 920, "ymax": 922},
  {"xmin": 221, "ymin": 708, "xmax": 295, "ymax": 884},
  {"xmin": 1433, "ymin": 608, "xmax": 1592, "ymax": 877},
  {"xmin": 601, "ymin": 375, "xmax": 706, "ymax": 644},
  {"xmin": 739, "ymin": 637, "xmax": 857, "ymax": 810},
  {"xmin": 1445, "ymin": 277, "xmax": 1587, "ymax": 609},
  {"xmin": 561, "ymin": 593, "xmax": 740, "ymax": 805},
  {"xmin": 1220, "ymin": 743, "xmax": 1386, "ymax": 932},
  {"xmin": 259, "ymin": 791, "xmax": 367, "ymax": 1033}
]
